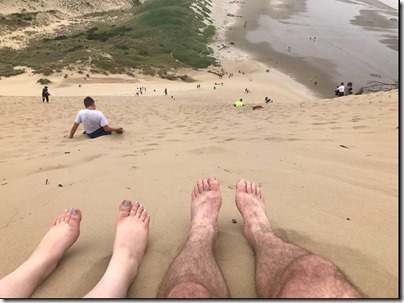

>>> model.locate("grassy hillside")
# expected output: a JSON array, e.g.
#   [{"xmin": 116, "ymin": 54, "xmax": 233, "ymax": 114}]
[{"xmin": 0, "ymin": 0, "xmax": 217, "ymax": 78}]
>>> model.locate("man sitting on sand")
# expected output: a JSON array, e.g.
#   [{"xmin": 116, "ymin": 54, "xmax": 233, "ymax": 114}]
[
  {"xmin": 0, "ymin": 177, "xmax": 363, "ymax": 298},
  {"xmin": 69, "ymin": 96, "xmax": 124, "ymax": 139}
]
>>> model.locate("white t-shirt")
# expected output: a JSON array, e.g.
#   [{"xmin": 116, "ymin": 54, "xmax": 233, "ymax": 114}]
[
  {"xmin": 75, "ymin": 109, "xmax": 108, "ymax": 134},
  {"xmin": 338, "ymin": 85, "xmax": 345, "ymax": 93}
]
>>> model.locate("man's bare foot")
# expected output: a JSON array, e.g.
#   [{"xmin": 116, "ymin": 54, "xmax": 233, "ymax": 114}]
[
  {"xmin": 190, "ymin": 177, "xmax": 222, "ymax": 238},
  {"xmin": 235, "ymin": 179, "xmax": 272, "ymax": 248},
  {"xmin": 84, "ymin": 200, "xmax": 150, "ymax": 298},
  {"xmin": 0, "ymin": 208, "xmax": 81, "ymax": 298}
]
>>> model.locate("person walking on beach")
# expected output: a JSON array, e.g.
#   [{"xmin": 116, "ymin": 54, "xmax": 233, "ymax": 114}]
[
  {"xmin": 69, "ymin": 96, "xmax": 124, "ymax": 139},
  {"xmin": 42, "ymin": 86, "xmax": 50, "ymax": 103},
  {"xmin": 0, "ymin": 177, "xmax": 363, "ymax": 298},
  {"xmin": 164, "ymin": 88, "xmax": 168, "ymax": 96}
]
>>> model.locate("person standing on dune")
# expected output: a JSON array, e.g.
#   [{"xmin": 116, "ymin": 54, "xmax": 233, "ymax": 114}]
[{"xmin": 42, "ymin": 86, "xmax": 50, "ymax": 103}]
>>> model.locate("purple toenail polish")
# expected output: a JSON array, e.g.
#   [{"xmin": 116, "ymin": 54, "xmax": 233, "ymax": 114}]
[
  {"xmin": 124, "ymin": 201, "xmax": 131, "ymax": 207},
  {"xmin": 72, "ymin": 210, "xmax": 77, "ymax": 216}
]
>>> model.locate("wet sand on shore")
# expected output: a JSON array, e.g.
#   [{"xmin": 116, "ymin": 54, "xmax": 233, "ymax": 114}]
[{"xmin": 226, "ymin": 0, "xmax": 398, "ymax": 98}]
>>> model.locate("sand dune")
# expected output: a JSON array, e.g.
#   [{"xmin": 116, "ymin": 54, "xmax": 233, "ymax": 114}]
[
  {"xmin": 0, "ymin": 0, "xmax": 399, "ymax": 299},
  {"xmin": 0, "ymin": 86, "xmax": 398, "ymax": 297}
]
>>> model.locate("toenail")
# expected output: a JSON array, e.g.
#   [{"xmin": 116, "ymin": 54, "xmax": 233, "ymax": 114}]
[
  {"xmin": 134, "ymin": 200, "xmax": 139, "ymax": 204},
  {"xmin": 124, "ymin": 201, "xmax": 131, "ymax": 207},
  {"xmin": 72, "ymin": 210, "xmax": 77, "ymax": 216}
]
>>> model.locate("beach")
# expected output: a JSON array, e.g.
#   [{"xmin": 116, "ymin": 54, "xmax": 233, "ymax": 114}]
[
  {"xmin": 0, "ymin": 0, "xmax": 399, "ymax": 298},
  {"xmin": 225, "ymin": 0, "xmax": 399, "ymax": 98}
]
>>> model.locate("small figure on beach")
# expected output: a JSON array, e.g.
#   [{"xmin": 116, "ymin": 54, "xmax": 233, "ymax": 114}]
[
  {"xmin": 42, "ymin": 86, "xmax": 50, "ymax": 103},
  {"xmin": 313, "ymin": 36, "xmax": 316, "ymax": 42},
  {"xmin": 234, "ymin": 98, "xmax": 244, "ymax": 107},
  {"xmin": 0, "ymin": 177, "xmax": 363, "ymax": 298},
  {"xmin": 336, "ymin": 82, "xmax": 345, "ymax": 97},
  {"xmin": 164, "ymin": 88, "xmax": 168, "ymax": 96},
  {"xmin": 69, "ymin": 96, "xmax": 124, "ymax": 139},
  {"xmin": 265, "ymin": 97, "xmax": 273, "ymax": 104},
  {"xmin": 346, "ymin": 82, "xmax": 353, "ymax": 95},
  {"xmin": 287, "ymin": 46, "xmax": 292, "ymax": 52},
  {"xmin": 244, "ymin": 88, "xmax": 250, "ymax": 93}
]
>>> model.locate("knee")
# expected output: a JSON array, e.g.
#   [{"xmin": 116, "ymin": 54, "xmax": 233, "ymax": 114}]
[
  {"xmin": 167, "ymin": 282, "xmax": 212, "ymax": 298},
  {"xmin": 278, "ymin": 255, "xmax": 343, "ymax": 297},
  {"xmin": 287, "ymin": 255, "xmax": 340, "ymax": 283}
]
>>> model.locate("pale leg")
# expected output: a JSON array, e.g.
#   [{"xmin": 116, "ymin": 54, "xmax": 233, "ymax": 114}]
[
  {"xmin": 0, "ymin": 208, "xmax": 81, "ymax": 298},
  {"xmin": 84, "ymin": 200, "xmax": 150, "ymax": 298}
]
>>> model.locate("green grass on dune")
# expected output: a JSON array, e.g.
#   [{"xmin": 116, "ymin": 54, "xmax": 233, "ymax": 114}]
[{"xmin": 0, "ymin": 0, "xmax": 217, "ymax": 78}]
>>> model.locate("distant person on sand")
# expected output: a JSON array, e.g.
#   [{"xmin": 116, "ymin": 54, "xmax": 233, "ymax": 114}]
[
  {"xmin": 0, "ymin": 178, "xmax": 363, "ymax": 298},
  {"xmin": 337, "ymin": 82, "xmax": 345, "ymax": 97},
  {"xmin": 234, "ymin": 98, "xmax": 244, "ymax": 107},
  {"xmin": 346, "ymin": 82, "xmax": 353, "ymax": 95},
  {"xmin": 69, "ymin": 96, "xmax": 124, "ymax": 139},
  {"xmin": 42, "ymin": 86, "xmax": 50, "ymax": 103},
  {"xmin": 165, "ymin": 88, "xmax": 168, "ymax": 96}
]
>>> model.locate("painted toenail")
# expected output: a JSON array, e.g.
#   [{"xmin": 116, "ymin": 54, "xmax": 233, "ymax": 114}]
[
  {"xmin": 124, "ymin": 201, "xmax": 131, "ymax": 207},
  {"xmin": 72, "ymin": 210, "xmax": 77, "ymax": 216}
]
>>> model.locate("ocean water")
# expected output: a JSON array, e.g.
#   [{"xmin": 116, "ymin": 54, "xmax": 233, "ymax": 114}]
[{"xmin": 244, "ymin": 0, "xmax": 398, "ymax": 96}]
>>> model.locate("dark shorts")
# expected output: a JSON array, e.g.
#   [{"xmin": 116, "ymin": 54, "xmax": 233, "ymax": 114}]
[
  {"xmin": 338, "ymin": 91, "xmax": 345, "ymax": 97},
  {"xmin": 86, "ymin": 127, "xmax": 111, "ymax": 139}
]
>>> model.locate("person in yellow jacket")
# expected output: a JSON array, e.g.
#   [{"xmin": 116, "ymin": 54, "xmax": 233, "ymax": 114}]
[{"xmin": 234, "ymin": 98, "xmax": 244, "ymax": 107}]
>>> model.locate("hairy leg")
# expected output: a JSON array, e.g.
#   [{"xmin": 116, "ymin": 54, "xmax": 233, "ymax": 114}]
[
  {"xmin": 84, "ymin": 200, "xmax": 150, "ymax": 298},
  {"xmin": 0, "ymin": 208, "xmax": 81, "ymax": 298},
  {"xmin": 157, "ymin": 177, "xmax": 230, "ymax": 298},
  {"xmin": 235, "ymin": 179, "xmax": 363, "ymax": 298}
]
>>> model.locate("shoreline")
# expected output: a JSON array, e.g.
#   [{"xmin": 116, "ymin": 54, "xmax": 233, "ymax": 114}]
[{"xmin": 225, "ymin": 0, "xmax": 398, "ymax": 99}]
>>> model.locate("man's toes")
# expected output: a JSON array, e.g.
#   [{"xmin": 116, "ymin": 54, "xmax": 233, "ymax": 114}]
[
  {"xmin": 207, "ymin": 177, "xmax": 220, "ymax": 191},
  {"xmin": 197, "ymin": 180, "xmax": 204, "ymax": 194},
  {"xmin": 236, "ymin": 179, "xmax": 247, "ymax": 193},
  {"xmin": 251, "ymin": 183, "xmax": 258, "ymax": 196},
  {"xmin": 202, "ymin": 178, "xmax": 210, "ymax": 191},
  {"xmin": 246, "ymin": 181, "xmax": 253, "ymax": 194},
  {"xmin": 257, "ymin": 187, "xmax": 264, "ymax": 200},
  {"xmin": 192, "ymin": 185, "xmax": 199, "ymax": 198}
]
